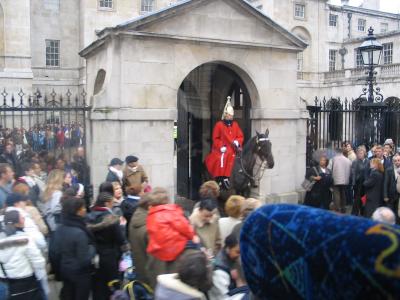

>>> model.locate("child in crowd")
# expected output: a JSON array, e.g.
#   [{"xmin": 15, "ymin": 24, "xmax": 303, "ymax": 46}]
[{"xmin": 146, "ymin": 187, "xmax": 198, "ymax": 262}]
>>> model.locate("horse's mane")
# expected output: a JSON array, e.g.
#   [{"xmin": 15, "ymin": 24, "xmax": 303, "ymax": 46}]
[{"xmin": 242, "ymin": 136, "xmax": 257, "ymax": 155}]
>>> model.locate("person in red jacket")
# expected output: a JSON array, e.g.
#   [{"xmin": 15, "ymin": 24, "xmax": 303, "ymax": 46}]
[
  {"xmin": 146, "ymin": 188, "xmax": 199, "ymax": 262},
  {"xmin": 205, "ymin": 97, "xmax": 244, "ymax": 189}
]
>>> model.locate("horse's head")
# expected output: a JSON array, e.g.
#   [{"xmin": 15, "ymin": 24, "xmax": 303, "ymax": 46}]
[{"xmin": 255, "ymin": 129, "xmax": 274, "ymax": 169}]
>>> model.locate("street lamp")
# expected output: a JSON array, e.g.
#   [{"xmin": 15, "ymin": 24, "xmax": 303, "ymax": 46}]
[{"xmin": 357, "ymin": 27, "xmax": 383, "ymax": 103}]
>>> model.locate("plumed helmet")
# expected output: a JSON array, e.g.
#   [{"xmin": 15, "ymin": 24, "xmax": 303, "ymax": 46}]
[{"xmin": 222, "ymin": 96, "xmax": 234, "ymax": 120}]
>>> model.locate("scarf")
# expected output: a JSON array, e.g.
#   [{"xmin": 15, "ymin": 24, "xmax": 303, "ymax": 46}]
[
  {"xmin": 109, "ymin": 166, "xmax": 123, "ymax": 181},
  {"xmin": 128, "ymin": 166, "xmax": 138, "ymax": 173},
  {"xmin": 223, "ymin": 120, "xmax": 233, "ymax": 126}
]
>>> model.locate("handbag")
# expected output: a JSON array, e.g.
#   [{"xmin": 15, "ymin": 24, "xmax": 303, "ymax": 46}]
[{"xmin": 301, "ymin": 167, "xmax": 318, "ymax": 192}]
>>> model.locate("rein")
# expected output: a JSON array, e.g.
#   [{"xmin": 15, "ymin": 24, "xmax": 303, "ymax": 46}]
[{"xmin": 237, "ymin": 137, "xmax": 269, "ymax": 182}]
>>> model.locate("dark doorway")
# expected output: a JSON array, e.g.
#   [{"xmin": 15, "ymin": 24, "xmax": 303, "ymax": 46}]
[{"xmin": 177, "ymin": 63, "xmax": 251, "ymax": 199}]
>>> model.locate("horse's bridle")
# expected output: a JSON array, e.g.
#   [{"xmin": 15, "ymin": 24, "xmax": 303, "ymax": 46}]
[{"xmin": 238, "ymin": 136, "xmax": 269, "ymax": 182}]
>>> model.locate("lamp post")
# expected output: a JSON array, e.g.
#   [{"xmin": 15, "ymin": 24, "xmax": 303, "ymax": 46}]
[{"xmin": 357, "ymin": 27, "xmax": 383, "ymax": 103}]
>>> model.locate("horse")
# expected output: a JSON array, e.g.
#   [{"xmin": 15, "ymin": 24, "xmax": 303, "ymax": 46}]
[{"xmin": 230, "ymin": 129, "xmax": 274, "ymax": 196}]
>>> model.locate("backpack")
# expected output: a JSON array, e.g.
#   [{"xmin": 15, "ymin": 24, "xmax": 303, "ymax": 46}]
[
  {"xmin": 125, "ymin": 280, "xmax": 153, "ymax": 300},
  {"xmin": 110, "ymin": 280, "xmax": 153, "ymax": 300}
]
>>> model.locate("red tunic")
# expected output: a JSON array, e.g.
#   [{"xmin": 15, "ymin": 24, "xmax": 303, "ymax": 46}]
[{"xmin": 205, "ymin": 120, "xmax": 244, "ymax": 178}]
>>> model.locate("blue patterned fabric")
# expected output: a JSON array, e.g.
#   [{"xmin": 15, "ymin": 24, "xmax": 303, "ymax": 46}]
[{"xmin": 240, "ymin": 204, "xmax": 400, "ymax": 300}]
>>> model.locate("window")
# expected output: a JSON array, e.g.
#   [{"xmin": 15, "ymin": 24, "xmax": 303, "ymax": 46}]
[
  {"xmin": 99, "ymin": 0, "xmax": 113, "ymax": 8},
  {"xmin": 141, "ymin": 0, "xmax": 155, "ymax": 13},
  {"xmin": 358, "ymin": 19, "xmax": 366, "ymax": 32},
  {"xmin": 329, "ymin": 49, "xmax": 337, "ymax": 71},
  {"xmin": 381, "ymin": 23, "xmax": 388, "ymax": 33},
  {"xmin": 294, "ymin": 4, "xmax": 305, "ymax": 19},
  {"xmin": 329, "ymin": 14, "xmax": 338, "ymax": 27},
  {"xmin": 297, "ymin": 52, "xmax": 303, "ymax": 71},
  {"xmin": 383, "ymin": 42, "xmax": 393, "ymax": 65},
  {"xmin": 355, "ymin": 49, "xmax": 363, "ymax": 68},
  {"xmin": 45, "ymin": 40, "xmax": 60, "ymax": 67}
]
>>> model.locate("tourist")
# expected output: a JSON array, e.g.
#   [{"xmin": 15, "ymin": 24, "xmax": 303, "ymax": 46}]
[
  {"xmin": 40, "ymin": 169, "xmax": 65, "ymax": 233},
  {"xmin": 106, "ymin": 158, "xmax": 124, "ymax": 185},
  {"xmin": 128, "ymin": 193, "xmax": 152, "ymax": 285},
  {"xmin": 331, "ymin": 148, "xmax": 352, "ymax": 213},
  {"xmin": 120, "ymin": 183, "xmax": 142, "ymax": 232},
  {"xmin": 63, "ymin": 171, "xmax": 73, "ymax": 190},
  {"xmin": 155, "ymin": 250, "xmax": 212, "ymax": 300},
  {"xmin": 5, "ymin": 192, "xmax": 47, "ymax": 251},
  {"xmin": 372, "ymin": 145, "xmax": 391, "ymax": 170},
  {"xmin": 190, "ymin": 198, "xmax": 221, "ymax": 256},
  {"xmin": 31, "ymin": 162, "xmax": 46, "ymax": 196},
  {"xmin": 304, "ymin": 156, "xmax": 333, "ymax": 209},
  {"xmin": 0, "ymin": 210, "xmax": 47, "ymax": 300},
  {"xmin": 51, "ymin": 196, "xmax": 96, "ymax": 300},
  {"xmin": 87, "ymin": 192, "xmax": 129, "ymax": 300},
  {"xmin": 17, "ymin": 162, "xmax": 40, "ymax": 205},
  {"xmin": 231, "ymin": 198, "xmax": 262, "ymax": 240},
  {"xmin": 218, "ymin": 195, "xmax": 245, "ymax": 245},
  {"xmin": 363, "ymin": 158, "xmax": 384, "ymax": 218},
  {"xmin": 372, "ymin": 207, "xmax": 396, "ymax": 225},
  {"xmin": 383, "ymin": 153, "xmax": 400, "ymax": 219},
  {"xmin": 146, "ymin": 187, "xmax": 197, "ymax": 263},
  {"xmin": 198, "ymin": 180, "xmax": 220, "ymax": 201},
  {"xmin": 208, "ymin": 233, "xmax": 241, "ymax": 300},
  {"xmin": 227, "ymin": 260, "xmax": 250, "ymax": 300},
  {"xmin": 351, "ymin": 146, "xmax": 369, "ymax": 216},
  {"xmin": 12, "ymin": 183, "xmax": 48, "ymax": 236},
  {"xmin": 111, "ymin": 181, "xmax": 124, "ymax": 216},
  {"xmin": 0, "ymin": 142, "xmax": 17, "ymax": 170},
  {"xmin": 344, "ymin": 142, "xmax": 356, "ymax": 162},
  {"xmin": 122, "ymin": 155, "xmax": 149, "ymax": 193},
  {"xmin": 384, "ymin": 143, "xmax": 394, "ymax": 161},
  {"xmin": 0, "ymin": 163, "xmax": 14, "ymax": 209}
]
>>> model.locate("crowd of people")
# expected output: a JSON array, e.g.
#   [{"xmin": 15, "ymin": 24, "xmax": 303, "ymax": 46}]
[
  {"xmin": 0, "ymin": 142, "xmax": 264, "ymax": 300},
  {"xmin": 305, "ymin": 138, "xmax": 399, "ymax": 224},
  {"xmin": 0, "ymin": 123, "xmax": 84, "ymax": 154}
]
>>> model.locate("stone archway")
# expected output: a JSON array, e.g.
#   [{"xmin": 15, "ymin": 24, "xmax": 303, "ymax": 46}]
[{"xmin": 176, "ymin": 62, "xmax": 253, "ymax": 199}]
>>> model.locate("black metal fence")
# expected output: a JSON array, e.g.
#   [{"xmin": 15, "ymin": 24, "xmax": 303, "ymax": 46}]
[
  {"xmin": 0, "ymin": 88, "xmax": 91, "ymax": 160},
  {"xmin": 306, "ymin": 96, "xmax": 400, "ymax": 167}
]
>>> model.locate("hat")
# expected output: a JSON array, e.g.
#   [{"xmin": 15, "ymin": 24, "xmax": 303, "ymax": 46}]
[
  {"xmin": 384, "ymin": 138, "xmax": 394, "ymax": 145},
  {"xmin": 221, "ymin": 96, "xmax": 234, "ymax": 120},
  {"xmin": 240, "ymin": 204, "xmax": 400, "ymax": 299},
  {"xmin": 4, "ymin": 210, "xmax": 20, "ymax": 225},
  {"xmin": 6, "ymin": 193, "xmax": 28, "ymax": 207},
  {"xmin": 109, "ymin": 158, "xmax": 124, "ymax": 166},
  {"xmin": 125, "ymin": 155, "xmax": 138, "ymax": 164}
]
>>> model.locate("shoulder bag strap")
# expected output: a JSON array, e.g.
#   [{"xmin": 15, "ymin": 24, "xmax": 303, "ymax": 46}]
[{"xmin": 0, "ymin": 262, "xmax": 8, "ymax": 279}]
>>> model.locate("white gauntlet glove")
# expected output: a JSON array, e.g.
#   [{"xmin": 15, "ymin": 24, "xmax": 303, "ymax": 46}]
[
  {"xmin": 233, "ymin": 140, "xmax": 239, "ymax": 148},
  {"xmin": 220, "ymin": 146, "xmax": 227, "ymax": 153}
]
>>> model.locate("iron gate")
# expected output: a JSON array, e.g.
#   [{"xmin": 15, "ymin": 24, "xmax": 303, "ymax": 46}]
[{"xmin": 306, "ymin": 96, "xmax": 400, "ymax": 167}]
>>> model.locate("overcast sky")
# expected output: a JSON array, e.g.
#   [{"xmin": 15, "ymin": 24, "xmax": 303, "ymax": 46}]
[{"xmin": 329, "ymin": 0, "xmax": 400, "ymax": 13}]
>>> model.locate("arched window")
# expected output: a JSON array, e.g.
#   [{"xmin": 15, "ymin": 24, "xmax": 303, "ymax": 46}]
[{"xmin": 93, "ymin": 69, "xmax": 106, "ymax": 95}]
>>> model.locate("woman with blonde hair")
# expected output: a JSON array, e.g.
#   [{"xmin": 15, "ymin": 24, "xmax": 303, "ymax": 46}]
[
  {"xmin": 40, "ymin": 169, "xmax": 65, "ymax": 232},
  {"xmin": 13, "ymin": 183, "xmax": 48, "ymax": 236},
  {"xmin": 363, "ymin": 158, "xmax": 384, "ymax": 218}
]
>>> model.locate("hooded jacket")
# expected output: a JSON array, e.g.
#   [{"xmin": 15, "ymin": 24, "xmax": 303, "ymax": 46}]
[
  {"xmin": 155, "ymin": 273, "xmax": 207, "ymax": 300},
  {"xmin": 128, "ymin": 206, "xmax": 149, "ymax": 283},
  {"xmin": 147, "ymin": 204, "xmax": 194, "ymax": 261},
  {"xmin": 0, "ymin": 231, "xmax": 46, "ymax": 280}
]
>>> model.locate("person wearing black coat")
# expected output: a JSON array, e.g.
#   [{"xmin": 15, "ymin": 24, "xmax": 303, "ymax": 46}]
[
  {"xmin": 87, "ymin": 192, "xmax": 129, "ymax": 300},
  {"xmin": 304, "ymin": 156, "xmax": 333, "ymax": 209},
  {"xmin": 105, "ymin": 158, "xmax": 124, "ymax": 185},
  {"xmin": 351, "ymin": 147, "xmax": 369, "ymax": 216},
  {"xmin": 50, "ymin": 196, "xmax": 96, "ymax": 300},
  {"xmin": 383, "ymin": 154, "xmax": 400, "ymax": 220},
  {"xmin": 363, "ymin": 158, "xmax": 384, "ymax": 218}
]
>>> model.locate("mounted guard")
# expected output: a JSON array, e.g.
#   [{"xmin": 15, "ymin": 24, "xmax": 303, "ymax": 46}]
[{"xmin": 205, "ymin": 96, "xmax": 244, "ymax": 189}]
